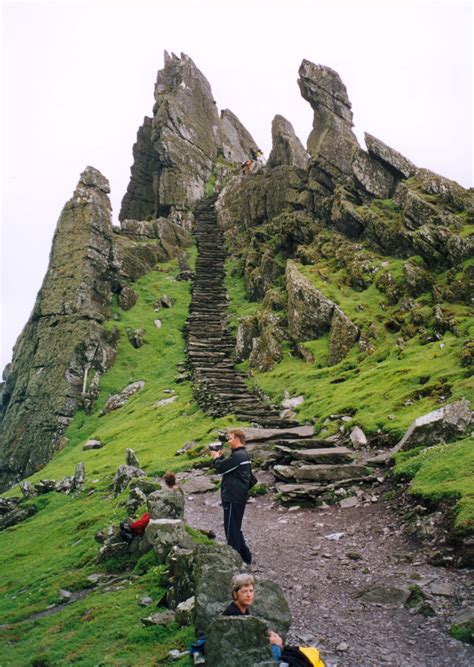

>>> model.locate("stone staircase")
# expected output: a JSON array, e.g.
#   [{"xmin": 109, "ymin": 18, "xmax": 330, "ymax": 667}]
[
  {"xmin": 185, "ymin": 196, "xmax": 295, "ymax": 428},
  {"xmin": 186, "ymin": 196, "xmax": 378, "ymax": 502},
  {"xmin": 241, "ymin": 424, "xmax": 377, "ymax": 505}
]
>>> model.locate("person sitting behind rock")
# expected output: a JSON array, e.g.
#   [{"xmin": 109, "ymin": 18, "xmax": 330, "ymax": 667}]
[
  {"xmin": 146, "ymin": 471, "xmax": 185, "ymax": 520},
  {"xmin": 223, "ymin": 573, "xmax": 255, "ymax": 616},
  {"xmin": 222, "ymin": 573, "xmax": 325, "ymax": 666}
]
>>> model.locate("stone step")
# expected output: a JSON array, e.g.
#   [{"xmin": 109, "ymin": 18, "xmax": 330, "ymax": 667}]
[
  {"xmin": 241, "ymin": 425, "xmax": 315, "ymax": 443},
  {"xmin": 269, "ymin": 438, "xmax": 340, "ymax": 449},
  {"xmin": 273, "ymin": 464, "xmax": 370, "ymax": 483},
  {"xmin": 274, "ymin": 446, "xmax": 355, "ymax": 464}
]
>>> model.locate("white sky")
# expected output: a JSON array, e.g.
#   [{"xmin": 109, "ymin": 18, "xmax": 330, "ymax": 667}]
[{"xmin": 1, "ymin": 0, "xmax": 473, "ymax": 371}]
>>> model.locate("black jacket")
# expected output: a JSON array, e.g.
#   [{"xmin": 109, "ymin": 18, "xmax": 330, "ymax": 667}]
[{"xmin": 212, "ymin": 446, "xmax": 252, "ymax": 503}]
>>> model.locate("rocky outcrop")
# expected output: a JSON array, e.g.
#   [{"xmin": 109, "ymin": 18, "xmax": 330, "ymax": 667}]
[
  {"xmin": 286, "ymin": 261, "xmax": 358, "ymax": 364},
  {"xmin": 220, "ymin": 109, "xmax": 259, "ymax": 163},
  {"xmin": 119, "ymin": 117, "xmax": 161, "ymax": 221},
  {"xmin": 364, "ymin": 133, "xmax": 416, "ymax": 180},
  {"xmin": 267, "ymin": 115, "xmax": 309, "ymax": 170},
  {"xmin": 298, "ymin": 60, "xmax": 359, "ymax": 177},
  {"xmin": 0, "ymin": 167, "xmax": 117, "ymax": 491},
  {"xmin": 121, "ymin": 52, "xmax": 258, "ymax": 218}
]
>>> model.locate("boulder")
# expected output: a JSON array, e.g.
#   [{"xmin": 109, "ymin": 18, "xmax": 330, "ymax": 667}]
[
  {"xmin": 350, "ymin": 426, "xmax": 367, "ymax": 449},
  {"xmin": 126, "ymin": 328, "xmax": 145, "ymax": 349},
  {"xmin": 125, "ymin": 448, "xmax": 140, "ymax": 468},
  {"xmin": 286, "ymin": 260, "xmax": 335, "ymax": 340},
  {"xmin": 175, "ymin": 596, "xmax": 195, "ymax": 627},
  {"xmin": 118, "ymin": 286, "xmax": 138, "ymax": 311},
  {"xmin": 394, "ymin": 400, "xmax": 473, "ymax": 452},
  {"xmin": 328, "ymin": 307, "xmax": 359, "ymax": 365},
  {"xmin": 19, "ymin": 480, "xmax": 35, "ymax": 497},
  {"xmin": 180, "ymin": 476, "xmax": 217, "ymax": 495},
  {"xmin": 251, "ymin": 579, "xmax": 291, "ymax": 636},
  {"xmin": 147, "ymin": 487, "xmax": 185, "ymax": 519},
  {"xmin": 125, "ymin": 487, "xmax": 147, "ymax": 515},
  {"xmin": 205, "ymin": 616, "xmax": 272, "ymax": 667},
  {"xmin": 0, "ymin": 505, "xmax": 37, "ymax": 531},
  {"xmin": 364, "ymin": 132, "xmax": 416, "ymax": 179},
  {"xmin": 356, "ymin": 583, "xmax": 412, "ymax": 607},
  {"xmin": 145, "ymin": 518, "xmax": 191, "ymax": 562},
  {"xmin": 83, "ymin": 439, "xmax": 103, "ymax": 451},
  {"xmin": 193, "ymin": 544, "xmax": 243, "ymax": 633},
  {"xmin": 141, "ymin": 611, "xmax": 175, "ymax": 627},
  {"xmin": 113, "ymin": 464, "xmax": 146, "ymax": 496},
  {"xmin": 74, "ymin": 462, "xmax": 85, "ymax": 486},
  {"xmin": 165, "ymin": 547, "xmax": 196, "ymax": 608},
  {"xmin": 267, "ymin": 115, "xmax": 309, "ymax": 170},
  {"xmin": 100, "ymin": 381, "xmax": 145, "ymax": 416}
]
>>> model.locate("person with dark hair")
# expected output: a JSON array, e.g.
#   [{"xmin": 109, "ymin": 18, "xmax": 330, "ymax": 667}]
[{"xmin": 210, "ymin": 428, "xmax": 253, "ymax": 564}]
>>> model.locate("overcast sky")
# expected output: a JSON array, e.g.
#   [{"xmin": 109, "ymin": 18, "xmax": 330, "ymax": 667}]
[{"xmin": 1, "ymin": 0, "xmax": 473, "ymax": 371}]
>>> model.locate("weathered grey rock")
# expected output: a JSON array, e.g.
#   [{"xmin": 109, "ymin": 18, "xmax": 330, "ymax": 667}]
[
  {"xmin": 251, "ymin": 579, "xmax": 292, "ymax": 636},
  {"xmin": 242, "ymin": 425, "xmax": 314, "ymax": 443},
  {"xmin": 193, "ymin": 544, "xmax": 243, "ymax": 633},
  {"xmin": 127, "ymin": 328, "xmax": 145, "ymax": 349},
  {"xmin": 273, "ymin": 464, "xmax": 369, "ymax": 483},
  {"xmin": 154, "ymin": 395, "xmax": 178, "ymax": 407},
  {"xmin": 249, "ymin": 323, "xmax": 284, "ymax": 372},
  {"xmin": 364, "ymin": 132, "xmax": 416, "ymax": 179},
  {"xmin": 350, "ymin": 426, "xmax": 367, "ymax": 449},
  {"xmin": 394, "ymin": 400, "xmax": 473, "ymax": 452},
  {"xmin": 145, "ymin": 518, "xmax": 191, "ymax": 562},
  {"xmin": 175, "ymin": 595, "xmax": 195, "ymax": 627},
  {"xmin": 267, "ymin": 115, "xmax": 309, "ymax": 170},
  {"xmin": 165, "ymin": 547, "xmax": 196, "ymax": 608},
  {"xmin": 352, "ymin": 148, "xmax": 395, "ymax": 198},
  {"xmin": 83, "ymin": 439, "xmax": 103, "ymax": 451},
  {"xmin": 100, "ymin": 381, "xmax": 145, "ymax": 416},
  {"xmin": 0, "ymin": 505, "xmax": 37, "ymax": 531},
  {"xmin": 181, "ymin": 476, "xmax": 216, "ymax": 495},
  {"xmin": 125, "ymin": 486, "xmax": 147, "ymax": 515},
  {"xmin": 119, "ymin": 116, "xmax": 162, "ymax": 221},
  {"xmin": 281, "ymin": 392, "xmax": 305, "ymax": 409},
  {"xmin": 74, "ymin": 462, "xmax": 85, "ymax": 486},
  {"xmin": 356, "ymin": 583, "xmax": 412, "ymax": 606},
  {"xmin": 0, "ymin": 167, "xmax": 117, "ymax": 491},
  {"xmin": 19, "ymin": 480, "xmax": 35, "ymax": 497},
  {"xmin": 113, "ymin": 464, "xmax": 146, "ymax": 496},
  {"xmin": 220, "ymin": 109, "xmax": 259, "ymax": 164},
  {"xmin": 416, "ymin": 168, "xmax": 474, "ymax": 212},
  {"xmin": 298, "ymin": 59, "xmax": 359, "ymax": 176},
  {"xmin": 141, "ymin": 610, "xmax": 175, "ymax": 627},
  {"xmin": 286, "ymin": 260, "xmax": 335, "ymax": 340},
  {"xmin": 34, "ymin": 480, "xmax": 56, "ymax": 494},
  {"xmin": 125, "ymin": 448, "xmax": 140, "ymax": 468},
  {"xmin": 130, "ymin": 476, "xmax": 162, "ymax": 496},
  {"xmin": 118, "ymin": 286, "xmax": 138, "ymax": 311},
  {"xmin": 206, "ymin": 616, "xmax": 272, "ymax": 667},
  {"xmin": 235, "ymin": 316, "xmax": 259, "ymax": 362},
  {"xmin": 147, "ymin": 487, "xmax": 185, "ymax": 519},
  {"xmin": 328, "ymin": 307, "xmax": 359, "ymax": 365},
  {"xmin": 160, "ymin": 294, "xmax": 174, "ymax": 308}
]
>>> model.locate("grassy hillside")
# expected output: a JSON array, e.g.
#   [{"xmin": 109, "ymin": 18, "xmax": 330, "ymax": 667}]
[{"xmin": 0, "ymin": 257, "xmax": 237, "ymax": 666}]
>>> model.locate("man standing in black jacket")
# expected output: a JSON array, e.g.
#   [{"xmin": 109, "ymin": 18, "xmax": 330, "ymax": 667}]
[{"xmin": 210, "ymin": 428, "xmax": 253, "ymax": 564}]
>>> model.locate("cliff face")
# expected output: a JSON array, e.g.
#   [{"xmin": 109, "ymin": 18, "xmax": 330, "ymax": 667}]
[{"xmin": 0, "ymin": 168, "xmax": 117, "ymax": 489}]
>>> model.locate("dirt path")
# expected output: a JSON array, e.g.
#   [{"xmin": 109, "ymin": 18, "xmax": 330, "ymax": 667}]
[{"xmin": 184, "ymin": 470, "xmax": 473, "ymax": 667}]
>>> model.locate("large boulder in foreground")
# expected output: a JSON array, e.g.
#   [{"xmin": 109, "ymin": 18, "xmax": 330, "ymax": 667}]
[{"xmin": 206, "ymin": 616, "xmax": 273, "ymax": 667}]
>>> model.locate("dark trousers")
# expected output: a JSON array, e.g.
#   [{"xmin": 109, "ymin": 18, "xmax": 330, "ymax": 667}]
[{"xmin": 222, "ymin": 501, "xmax": 252, "ymax": 564}]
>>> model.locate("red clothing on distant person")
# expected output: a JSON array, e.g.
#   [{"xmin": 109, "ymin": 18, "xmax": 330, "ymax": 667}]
[{"xmin": 130, "ymin": 512, "xmax": 150, "ymax": 534}]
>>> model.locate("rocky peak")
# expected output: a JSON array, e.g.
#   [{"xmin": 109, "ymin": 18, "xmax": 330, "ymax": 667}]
[
  {"xmin": 121, "ymin": 52, "xmax": 258, "ymax": 219},
  {"xmin": 298, "ymin": 59, "xmax": 359, "ymax": 176},
  {"xmin": 0, "ymin": 167, "xmax": 117, "ymax": 491},
  {"xmin": 267, "ymin": 114, "xmax": 309, "ymax": 170},
  {"xmin": 219, "ymin": 108, "xmax": 259, "ymax": 163}
]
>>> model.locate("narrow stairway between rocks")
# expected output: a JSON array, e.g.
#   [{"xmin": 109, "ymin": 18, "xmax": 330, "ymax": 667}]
[
  {"xmin": 185, "ymin": 195, "xmax": 294, "ymax": 428},
  {"xmin": 186, "ymin": 195, "xmax": 376, "ymax": 497}
]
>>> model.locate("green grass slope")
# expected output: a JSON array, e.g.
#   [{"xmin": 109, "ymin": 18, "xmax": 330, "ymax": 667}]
[{"xmin": 0, "ymin": 257, "xmax": 237, "ymax": 666}]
